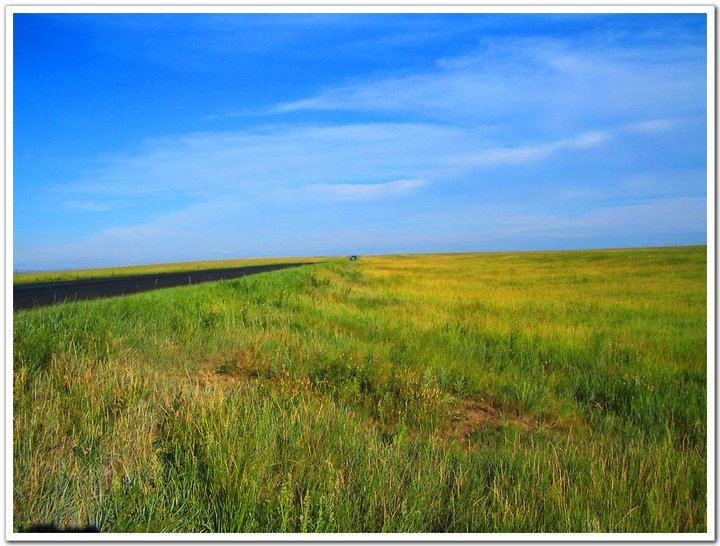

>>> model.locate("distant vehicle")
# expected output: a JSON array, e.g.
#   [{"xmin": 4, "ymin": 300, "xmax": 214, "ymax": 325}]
[{"xmin": 349, "ymin": 255, "xmax": 358, "ymax": 261}]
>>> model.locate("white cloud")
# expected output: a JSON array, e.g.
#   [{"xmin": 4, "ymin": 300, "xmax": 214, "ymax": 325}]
[
  {"xmin": 59, "ymin": 118, "xmax": 659, "ymax": 209},
  {"xmin": 53, "ymin": 34, "xmax": 702, "ymax": 209},
  {"xmin": 451, "ymin": 130, "xmax": 612, "ymax": 167},
  {"xmin": 624, "ymin": 119, "xmax": 677, "ymax": 134},
  {"xmin": 305, "ymin": 179, "xmax": 426, "ymax": 201},
  {"xmin": 61, "ymin": 123, "xmax": 462, "ymax": 200},
  {"xmin": 270, "ymin": 38, "xmax": 705, "ymax": 131},
  {"xmin": 62, "ymin": 200, "xmax": 118, "ymax": 212}
]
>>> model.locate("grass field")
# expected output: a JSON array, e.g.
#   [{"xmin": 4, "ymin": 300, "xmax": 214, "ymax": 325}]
[
  {"xmin": 12, "ymin": 246, "xmax": 707, "ymax": 533},
  {"xmin": 13, "ymin": 255, "xmax": 330, "ymax": 285}
]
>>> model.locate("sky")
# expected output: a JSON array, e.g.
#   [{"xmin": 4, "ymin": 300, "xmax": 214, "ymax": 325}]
[{"xmin": 13, "ymin": 12, "xmax": 708, "ymax": 271}]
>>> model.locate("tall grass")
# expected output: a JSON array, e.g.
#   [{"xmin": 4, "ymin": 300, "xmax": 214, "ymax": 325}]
[{"xmin": 13, "ymin": 246, "xmax": 706, "ymax": 532}]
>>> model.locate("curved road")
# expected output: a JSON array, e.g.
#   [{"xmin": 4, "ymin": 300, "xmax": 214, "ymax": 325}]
[{"xmin": 14, "ymin": 262, "xmax": 313, "ymax": 311}]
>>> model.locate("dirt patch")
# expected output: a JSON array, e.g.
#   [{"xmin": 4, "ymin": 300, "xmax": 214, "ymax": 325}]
[
  {"xmin": 616, "ymin": 337, "xmax": 652, "ymax": 352},
  {"xmin": 196, "ymin": 349, "xmax": 266, "ymax": 389},
  {"xmin": 442, "ymin": 398, "xmax": 538, "ymax": 447}
]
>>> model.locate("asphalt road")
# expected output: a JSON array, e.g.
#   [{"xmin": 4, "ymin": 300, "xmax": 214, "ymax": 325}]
[{"xmin": 13, "ymin": 262, "xmax": 313, "ymax": 311}]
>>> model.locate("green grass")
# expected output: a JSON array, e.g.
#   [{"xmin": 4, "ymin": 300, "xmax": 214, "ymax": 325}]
[
  {"xmin": 13, "ymin": 246, "xmax": 707, "ymax": 533},
  {"xmin": 13, "ymin": 255, "xmax": 331, "ymax": 284}
]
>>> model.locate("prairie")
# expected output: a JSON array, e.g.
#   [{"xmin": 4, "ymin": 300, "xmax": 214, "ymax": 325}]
[{"xmin": 12, "ymin": 246, "xmax": 707, "ymax": 533}]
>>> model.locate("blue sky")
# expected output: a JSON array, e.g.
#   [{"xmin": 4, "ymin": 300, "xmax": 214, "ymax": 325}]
[{"xmin": 13, "ymin": 13, "xmax": 708, "ymax": 271}]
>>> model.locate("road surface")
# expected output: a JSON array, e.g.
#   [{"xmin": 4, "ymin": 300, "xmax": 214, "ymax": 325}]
[{"xmin": 14, "ymin": 262, "xmax": 313, "ymax": 311}]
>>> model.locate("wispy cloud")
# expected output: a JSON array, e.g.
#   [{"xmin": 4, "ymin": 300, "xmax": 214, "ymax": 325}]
[
  {"xmin": 624, "ymin": 118, "xmax": 677, "ymax": 134},
  {"xmin": 40, "ymin": 112, "xmax": 692, "ymax": 263},
  {"xmin": 59, "ymin": 113, "xmax": 676, "ymax": 208},
  {"xmin": 306, "ymin": 179, "xmax": 426, "ymax": 201},
  {"xmin": 62, "ymin": 199, "xmax": 119, "ymax": 212},
  {"xmin": 270, "ymin": 38, "xmax": 705, "ymax": 131},
  {"xmin": 60, "ymin": 123, "xmax": 462, "ymax": 200},
  {"xmin": 52, "ymin": 32, "xmax": 702, "ymax": 209},
  {"xmin": 452, "ymin": 130, "xmax": 611, "ymax": 168}
]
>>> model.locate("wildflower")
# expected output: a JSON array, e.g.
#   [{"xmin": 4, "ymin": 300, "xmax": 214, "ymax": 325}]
[
  {"xmin": 347, "ymin": 410, "xmax": 354, "ymax": 416},
  {"xmin": 210, "ymin": 309, "xmax": 218, "ymax": 314}
]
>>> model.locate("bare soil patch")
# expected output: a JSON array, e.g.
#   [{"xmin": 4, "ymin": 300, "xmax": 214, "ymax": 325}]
[{"xmin": 443, "ymin": 398, "xmax": 539, "ymax": 447}]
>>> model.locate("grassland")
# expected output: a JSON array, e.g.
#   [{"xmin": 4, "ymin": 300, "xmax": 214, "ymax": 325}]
[
  {"xmin": 13, "ymin": 246, "xmax": 707, "ymax": 533},
  {"xmin": 13, "ymin": 255, "xmax": 329, "ymax": 285}
]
